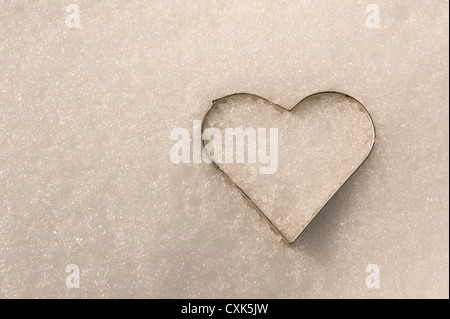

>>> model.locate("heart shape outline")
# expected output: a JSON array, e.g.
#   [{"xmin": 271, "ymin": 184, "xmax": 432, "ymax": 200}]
[{"xmin": 201, "ymin": 91, "xmax": 376, "ymax": 244}]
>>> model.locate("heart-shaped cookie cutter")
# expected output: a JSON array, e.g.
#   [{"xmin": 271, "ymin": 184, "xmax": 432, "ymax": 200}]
[{"xmin": 201, "ymin": 91, "xmax": 376, "ymax": 244}]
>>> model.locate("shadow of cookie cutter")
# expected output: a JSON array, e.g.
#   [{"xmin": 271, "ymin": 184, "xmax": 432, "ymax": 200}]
[{"xmin": 201, "ymin": 91, "xmax": 376, "ymax": 244}]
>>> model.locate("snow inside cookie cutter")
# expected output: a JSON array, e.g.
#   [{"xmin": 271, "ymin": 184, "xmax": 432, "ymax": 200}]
[{"xmin": 201, "ymin": 91, "xmax": 376, "ymax": 244}]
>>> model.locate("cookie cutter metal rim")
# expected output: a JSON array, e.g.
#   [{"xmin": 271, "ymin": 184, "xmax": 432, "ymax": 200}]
[{"xmin": 201, "ymin": 90, "xmax": 376, "ymax": 244}]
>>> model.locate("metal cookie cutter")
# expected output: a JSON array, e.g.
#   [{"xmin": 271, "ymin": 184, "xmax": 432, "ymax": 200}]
[{"xmin": 201, "ymin": 91, "xmax": 376, "ymax": 244}]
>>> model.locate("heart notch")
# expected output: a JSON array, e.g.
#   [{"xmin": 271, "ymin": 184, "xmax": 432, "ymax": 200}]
[{"xmin": 202, "ymin": 91, "xmax": 375, "ymax": 243}]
